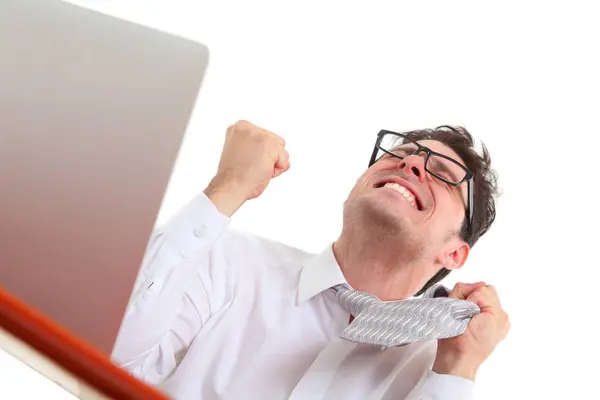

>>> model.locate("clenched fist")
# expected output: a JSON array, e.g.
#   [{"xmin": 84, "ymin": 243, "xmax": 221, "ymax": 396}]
[
  {"xmin": 432, "ymin": 282, "xmax": 510, "ymax": 380},
  {"xmin": 204, "ymin": 120, "xmax": 290, "ymax": 216}
]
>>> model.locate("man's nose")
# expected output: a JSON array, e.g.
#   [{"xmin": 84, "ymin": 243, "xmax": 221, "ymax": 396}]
[{"xmin": 397, "ymin": 154, "xmax": 426, "ymax": 182}]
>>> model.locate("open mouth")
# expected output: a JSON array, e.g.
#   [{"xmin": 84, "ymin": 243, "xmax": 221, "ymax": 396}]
[{"xmin": 374, "ymin": 181, "xmax": 424, "ymax": 211}]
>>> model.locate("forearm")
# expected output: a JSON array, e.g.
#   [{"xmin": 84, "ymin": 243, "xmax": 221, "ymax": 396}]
[
  {"xmin": 404, "ymin": 369, "xmax": 476, "ymax": 400},
  {"xmin": 111, "ymin": 192, "xmax": 230, "ymax": 382},
  {"xmin": 204, "ymin": 174, "xmax": 249, "ymax": 217},
  {"xmin": 432, "ymin": 353, "xmax": 478, "ymax": 381}
]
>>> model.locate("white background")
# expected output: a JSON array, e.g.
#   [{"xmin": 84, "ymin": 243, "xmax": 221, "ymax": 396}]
[{"xmin": 2, "ymin": 0, "xmax": 600, "ymax": 399}]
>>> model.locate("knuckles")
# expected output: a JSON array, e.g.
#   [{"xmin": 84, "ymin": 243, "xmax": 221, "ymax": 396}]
[
  {"xmin": 228, "ymin": 120, "xmax": 279, "ymax": 146},
  {"xmin": 233, "ymin": 119, "xmax": 252, "ymax": 130},
  {"xmin": 227, "ymin": 120, "xmax": 255, "ymax": 136}
]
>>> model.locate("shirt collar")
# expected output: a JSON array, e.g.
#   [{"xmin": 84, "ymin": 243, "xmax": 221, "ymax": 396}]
[{"xmin": 297, "ymin": 243, "xmax": 349, "ymax": 304}]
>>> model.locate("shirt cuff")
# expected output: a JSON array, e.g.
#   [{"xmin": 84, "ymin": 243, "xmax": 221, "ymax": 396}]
[
  {"xmin": 417, "ymin": 370, "xmax": 475, "ymax": 400},
  {"xmin": 159, "ymin": 191, "xmax": 230, "ymax": 259}
]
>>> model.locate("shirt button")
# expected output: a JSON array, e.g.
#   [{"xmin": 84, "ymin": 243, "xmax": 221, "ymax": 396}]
[{"xmin": 193, "ymin": 224, "xmax": 207, "ymax": 238}]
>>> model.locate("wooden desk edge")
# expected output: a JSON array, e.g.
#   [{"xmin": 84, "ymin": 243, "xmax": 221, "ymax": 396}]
[{"xmin": 0, "ymin": 287, "xmax": 168, "ymax": 400}]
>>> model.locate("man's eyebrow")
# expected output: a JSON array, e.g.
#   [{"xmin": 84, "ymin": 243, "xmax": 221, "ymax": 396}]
[{"xmin": 389, "ymin": 143, "xmax": 415, "ymax": 152}]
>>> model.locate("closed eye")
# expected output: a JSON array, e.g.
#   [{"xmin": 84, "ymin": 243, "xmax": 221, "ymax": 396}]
[{"xmin": 428, "ymin": 157, "xmax": 459, "ymax": 183}]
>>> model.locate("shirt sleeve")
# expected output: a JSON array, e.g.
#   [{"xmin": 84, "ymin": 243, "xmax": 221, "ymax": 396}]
[
  {"xmin": 404, "ymin": 370, "xmax": 475, "ymax": 400},
  {"xmin": 111, "ymin": 191, "xmax": 230, "ymax": 384}
]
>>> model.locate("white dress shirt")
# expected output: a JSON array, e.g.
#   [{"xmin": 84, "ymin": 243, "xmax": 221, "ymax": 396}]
[{"xmin": 112, "ymin": 192, "xmax": 475, "ymax": 400}]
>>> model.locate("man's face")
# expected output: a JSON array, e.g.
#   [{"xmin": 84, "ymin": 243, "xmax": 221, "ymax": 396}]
[{"xmin": 343, "ymin": 139, "xmax": 469, "ymax": 255}]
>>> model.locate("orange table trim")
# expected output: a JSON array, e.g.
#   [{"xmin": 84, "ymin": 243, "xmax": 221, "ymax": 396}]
[{"xmin": 0, "ymin": 287, "xmax": 168, "ymax": 400}]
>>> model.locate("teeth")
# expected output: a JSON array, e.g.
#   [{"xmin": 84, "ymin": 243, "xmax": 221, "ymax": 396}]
[{"xmin": 383, "ymin": 182, "xmax": 417, "ymax": 208}]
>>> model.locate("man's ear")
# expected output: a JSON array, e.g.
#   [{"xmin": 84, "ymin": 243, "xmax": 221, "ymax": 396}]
[{"xmin": 435, "ymin": 240, "xmax": 470, "ymax": 271}]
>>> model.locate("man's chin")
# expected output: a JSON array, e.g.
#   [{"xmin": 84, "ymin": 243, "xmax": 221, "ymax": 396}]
[{"xmin": 350, "ymin": 197, "xmax": 414, "ymax": 235}]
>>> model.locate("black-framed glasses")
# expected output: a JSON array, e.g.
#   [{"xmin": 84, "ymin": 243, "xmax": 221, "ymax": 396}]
[{"xmin": 369, "ymin": 129, "xmax": 474, "ymax": 233}]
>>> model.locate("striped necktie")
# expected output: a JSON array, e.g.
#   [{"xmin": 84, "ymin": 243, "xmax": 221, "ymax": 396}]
[{"xmin": 333, "ymin": 284, "xmax": 480, "ymax": 348}]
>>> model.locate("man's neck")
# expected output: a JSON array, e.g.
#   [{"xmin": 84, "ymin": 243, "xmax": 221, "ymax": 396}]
[{"xmin": 332, "ymin": 234, "xmax": 431, "ymax": 301}]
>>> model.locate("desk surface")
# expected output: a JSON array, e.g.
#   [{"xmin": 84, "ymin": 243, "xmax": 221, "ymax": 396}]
[{"xmin": 0, "ymin": 287, "xmax": 168, "ymax": 400}]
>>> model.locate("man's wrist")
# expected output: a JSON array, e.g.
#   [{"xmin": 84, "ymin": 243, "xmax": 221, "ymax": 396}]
[
  {"xmin": 204, "ymin": 175, "xmax": 249, "ymax": 217},
  {"xmin": 432, "ymin": 353, "xmax": 480, "ymax": 381}
]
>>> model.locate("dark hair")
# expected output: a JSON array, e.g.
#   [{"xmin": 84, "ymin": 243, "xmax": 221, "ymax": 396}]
[{"xmin": 407, "ymin": 125, "xmax": 499, "ymax": 296}]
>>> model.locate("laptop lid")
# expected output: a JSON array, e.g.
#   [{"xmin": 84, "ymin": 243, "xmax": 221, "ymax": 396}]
[{"xmin": 0, "ymin": 0, "xmax": 209, "ymax": 354}]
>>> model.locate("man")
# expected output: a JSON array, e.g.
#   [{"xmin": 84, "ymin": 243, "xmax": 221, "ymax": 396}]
[{"xmin": 112, "ymin": 120, "xmax": 510, "ymax": 399}]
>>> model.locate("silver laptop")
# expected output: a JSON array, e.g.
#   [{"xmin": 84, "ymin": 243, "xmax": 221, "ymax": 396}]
[{"xmin": 0, "ymin": 0, "xmax": 209, "ymax": 354}]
